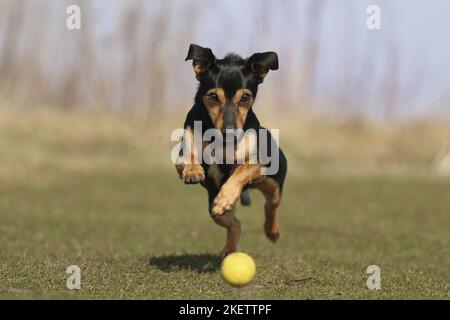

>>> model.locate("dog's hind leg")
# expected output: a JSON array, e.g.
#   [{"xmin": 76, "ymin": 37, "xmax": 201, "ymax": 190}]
[
  {"xmin": 255, "ymin": 178, "xmax": 281, "ymax": 243},
  {"xmin": 212, "ymin": 208, "xmax": 241, "ymax": 259}
]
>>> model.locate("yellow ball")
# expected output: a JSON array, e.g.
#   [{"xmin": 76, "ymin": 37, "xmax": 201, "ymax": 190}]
[{"xmin": 221, "ymin": 252, "xmax": 256, "ymax": 287}]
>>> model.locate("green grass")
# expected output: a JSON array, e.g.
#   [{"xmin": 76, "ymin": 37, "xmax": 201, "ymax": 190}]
[
  {"xmin": 0, "ymin": 110, "xmax": 449, "ymax": 299},
  {"xmin": 1, "ymin": 169, "xmax": 449, "ymax": 299}
]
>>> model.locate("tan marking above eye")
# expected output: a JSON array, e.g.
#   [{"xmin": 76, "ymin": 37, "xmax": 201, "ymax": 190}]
[
  {"xmin": 233, "ymin": 89, "xmax": 253, "ymax": 106},
  {"xmin": 202, "ymin": 89, "xmax": 226, "ymax": 129},
  {"xmin": 231, "ymin": 89, "xmax": 253, "ymax": 129},
  {"xmin": 204, "ymin": 88, "xmax": 226, "ymax": 106}
]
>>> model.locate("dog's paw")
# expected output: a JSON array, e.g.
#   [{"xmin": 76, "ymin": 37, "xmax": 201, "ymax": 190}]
[
  {"xmin": 211, "ymin": 185, "xmax": 241, "ymax": 216},
  {"xmin": 182, "ymin": 164, "xmax": 205, "ymax": 184},
  {"xmin": 264, "ymin": 222, "xmax": 280, "ymax": 243},
  {"xmin": 219, "ymin": 248, "xmax": 236, "ymax": 260}
]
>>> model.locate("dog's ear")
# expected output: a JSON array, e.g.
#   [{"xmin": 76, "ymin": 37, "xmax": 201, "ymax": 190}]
[
  {"xmin": 185, "ymin": 44, "xmax": 216, "ymax": 79},
  {"xmin": 246, "ymin": 52, "xmax": 278, "ymax": 82}
]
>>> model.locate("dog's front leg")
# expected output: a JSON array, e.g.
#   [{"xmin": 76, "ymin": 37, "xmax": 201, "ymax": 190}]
[
  {"xmin": 175, "ymin": 126, "xmax": 205, "ymax": 184},
  {"xmin": 211, "ymin": 164, "xmax": 263, "ymax": 216}
]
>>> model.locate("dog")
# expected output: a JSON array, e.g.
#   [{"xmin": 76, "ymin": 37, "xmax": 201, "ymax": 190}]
[{"xmin": 176, "ymin": 44, "xmax": 287, "ymax": 258}]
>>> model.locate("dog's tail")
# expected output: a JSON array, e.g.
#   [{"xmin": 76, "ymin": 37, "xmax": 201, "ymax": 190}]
[{"xmin": 240, "ymin": 189, "xmax": 251, "ymax": 206}]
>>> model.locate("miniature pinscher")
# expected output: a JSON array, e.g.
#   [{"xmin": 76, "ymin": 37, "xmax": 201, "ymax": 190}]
[{"xmin": 176, "ymin": 44, "xmax": 287, "ymax": 258}]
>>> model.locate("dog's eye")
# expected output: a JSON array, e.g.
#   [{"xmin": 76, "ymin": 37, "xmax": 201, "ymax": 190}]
[
  {"xmin": 207, "ymin": 93, "xmax": 219, "ymax": 103},
  {"xmin": 240, "ymin": 93, "xmax": 251, "ymax": 104}
]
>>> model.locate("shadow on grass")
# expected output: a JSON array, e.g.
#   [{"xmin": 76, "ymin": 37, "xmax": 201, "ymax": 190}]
[{"xmin": 149, "ymin": 253, "xmax": 220, "ymax": 273}]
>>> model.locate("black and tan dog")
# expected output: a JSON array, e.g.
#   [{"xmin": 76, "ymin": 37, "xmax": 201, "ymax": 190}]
[{"xmin": 176, "ymin": 44, "xmax": 287, "ymax": 258}]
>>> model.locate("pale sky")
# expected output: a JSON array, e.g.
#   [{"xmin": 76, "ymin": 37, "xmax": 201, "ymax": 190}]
[
  {"xmin": 2, "ymin": 0, "xmax": 449, "ymax": 117},
  {"xmin": 94, "ymin": 0, "xmax": 450, "ymax": 116}
]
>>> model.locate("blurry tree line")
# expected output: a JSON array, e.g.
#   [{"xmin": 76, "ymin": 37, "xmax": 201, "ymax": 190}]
[{"xmin": 0, "ymin": 0, "xmax": 447, "ymax": 119}]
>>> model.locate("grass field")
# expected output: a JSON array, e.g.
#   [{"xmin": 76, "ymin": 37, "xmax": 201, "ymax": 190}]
[{"xmin": 0, "ymin": 109, "xmax": 449, "ymax": 299}]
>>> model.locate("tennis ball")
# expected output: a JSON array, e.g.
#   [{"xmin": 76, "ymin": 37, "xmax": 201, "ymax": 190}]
[{"xmin": 221, "ymin": 252, "xmax": 256, "ymax": 287}]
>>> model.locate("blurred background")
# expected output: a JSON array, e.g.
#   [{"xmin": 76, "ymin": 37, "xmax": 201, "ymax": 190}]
[
  {"xmin": 1, "ymin": 0, "xmax": 450, "ymax": 117},
  {"xmin": 0, "ymin": 0, "xmax": 450, "ymax": 175}
]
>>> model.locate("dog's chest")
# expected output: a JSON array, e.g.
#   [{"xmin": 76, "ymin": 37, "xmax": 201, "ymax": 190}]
[{"xmin": 207, "ymin": 164, "xmax": 233, "ymax": 188}]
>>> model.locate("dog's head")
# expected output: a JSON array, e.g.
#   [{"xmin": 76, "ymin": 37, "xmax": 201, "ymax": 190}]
[{"xmin": 186, "ymin": 44, "xmax": 278, "ymax": 133}]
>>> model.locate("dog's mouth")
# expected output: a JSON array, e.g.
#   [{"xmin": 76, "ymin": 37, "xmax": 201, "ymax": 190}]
[
  {"xmin": 220, "ymin": 128, "xmax": 235, "ymax": 143},
  {"xmin": 220, "ymin": 127, "xmax": 247, "ymax": 144},
  {"xmin": 221, "ymin": 126, "xmax": 235, "ymax": 136}
]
